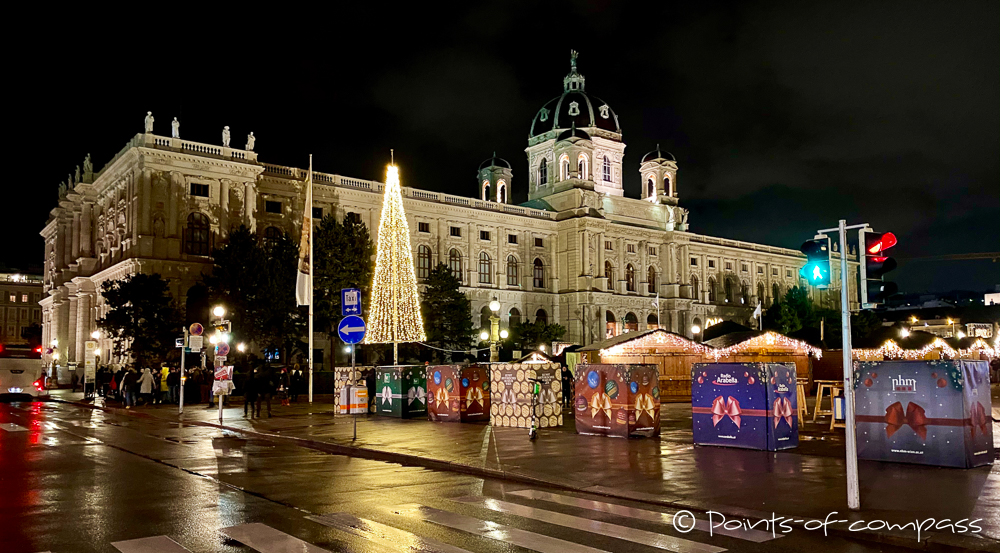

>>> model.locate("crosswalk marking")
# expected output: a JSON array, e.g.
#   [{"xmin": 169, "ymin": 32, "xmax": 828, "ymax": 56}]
[
  {"xmin": 309, "ymin": 512, "xmax": 473, "ymax": 553},
  {"xmin": 393, "ymin": 503, "xmax": 612, "ymax": 553},
  {"xmin": 111, "ymin": 536, "xmax": 194, "ymax": 553},
  {"xmin": 0, "ymin": 422, "xmax": 29, "ymax": 432},
  {"xmin": 508, "ymin": 489, "xmax": 779, "ymax": 543},
  {"xmin": 221, "ymin": 523, "xmax": 331, "ymax": 553},
  {"xmin": 451, "ymin": 496, "xmax": 726, "ymax": 553}
]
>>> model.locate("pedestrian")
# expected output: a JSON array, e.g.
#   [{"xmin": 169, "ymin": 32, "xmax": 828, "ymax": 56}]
[
  {"xmin": 159, "ymin": 366, "xmax": 170, "ymax": 404},
  {"xmin": 255, "ymin": 366, "xmax": 275, "ymax": 418},
  {"xmin": 137, "ymin": 367, "xmax": 156, "ymax": 406},
  {"xmin": 289, "ymin": 369, "xmax": 302, "ymax": 402},
  {"xmin": 150, "ymin": 367, "xmax": 162, "ymax": 404},
  {"xmin": 167, "ymin": 367, "xmax": 180, "ymax": 404},
  {"xmin": 122, "ymin": 368, "xmax": 139, "ymax": 409},
  {"xmin": 71, "ymin": 371, "xmax": 79, "ymax": 393},
  {"xmin": 243, "ymin": 368, "xmax": 259, "ymax": 418},
  {"xmin": 278, "ymin": 367, "xmax": 291, "ymax": 407},
  {"xmin": 561, "ymin": 366, "xmax": 573, "ymax": 409}
]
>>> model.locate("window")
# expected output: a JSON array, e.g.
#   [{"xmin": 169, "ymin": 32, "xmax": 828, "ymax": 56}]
[
  {"xmin": 626, "ymin": 244, "xmax": 636, "ymax": 254},
  {"xmin": 509, "ymin": 307, "xmax": 521, "ymax": 325},
  {"xmin": 648, "ymin": 246, "xmax": 657, "ymax": 256},
  {"xmin": 33, "ymin": 309, "xmax": 39, "ymax": 321},
  {"xmin": 190, "ymin": 183, "xmax": 209, "ymax": 197},
  {"xmin": 480, "ymin": 230, "xmax": 490, "ymax": 241},
  {"xmin": 772, "ymin": 283, "xmax": 781, "ymax": 303},
  {"xmin": 647, "ymin": 178, "xmax": 655, "ymax": 198},
  {"xmin": 664, "ymin": 175, "xmax": 671, "ymax": 195},
  {"xmin": 533, "ymin": 258, "xmax": 544, "ymax": 288},
  {"xmin": 498, "ymin": 182, "xmax": 506, "ymax": 204},
  {"xmin": 21, "ymin": 294, "xmax": 28, "ymax": 303},
  {"xmin": 740, "ymin": 282, "xmax": 750, "ymax": 305},
  {"xmin": 265, "ymin": 200, "xmax": 282, "ymax": 214},
  {"xmin": 19, "ymin": 308, "xmax": 27, "ymax": 319},
  {"xmin": 690, "ymin": 258, "xmax": 698, "ymax": 266},
  {"xmin": 647, "ymin": 313, "xmax": 659, "ymax": 330},
  {"xmin": 7, "ymin": 294, "xmax": 13, "ymax": 303},
  {"xmin": 625, "ymin": 264, "xmax": 636, "ymax": 292},
  {"xmin": 479, "ymin": 252, "xmax": 492, "ymax": 284},
  {"xmin": 623, "ymin": 312, "xmax": 639, "ymax": 333},
  {"xmin": 578, "ymin": 154, "xmax": 589, "ymax": 180},
  {"xmin": 757, "ymin": 266, "xmax": 764, "ymax": 274},
  {"xmin": 346, "ymin": 212, "xmax": 362, "ymax": 224},
  {"xmin": 606, "ymin": 311, "xmax": 616, "ymax": 338},
  {"xmin": 480, "ymin": 306, "xmax": 491, "ymax": 329},
  {"xmin": 482, "ymin": 180, "xmax": 491, "ymax": 201},
  {"xmin": 605, "ymin": 261, "xmax": 614, "ymax": 290},
  {"xmin": 506, "ymin": 255, "xmax": 519, "ymax": 286},
  {"xmin": 312, "ymin": 207, "xmax": 323, "ymax": 219},
  {"xmin": 538, "ymin": 158, "xmax": 548, "ymax": 185},
  {"xmin": 450, "ymin": 226, "xmax": 462, "ymax": 237},
  {"xmin": 534, "ymin": 237, "xmax": 543, "ymax": 248},
  {"xmin": 418, "ymin": 222, "xmax": 430, "ymax": 233},
  {"xmin": 449, "ymin": 249, "xmax": 462, "ymax": 282},
  {"xmin": 507, "ymin": 234, "xmax": 518, "ymax": 244},
  {"xmin": 602, "ymin": 156, "xmax": 611, "ymax": 182},
  {"xmin": 559, "ymin": 154, "xmax": 569, "ymax": 181},
  {"xmin": 184, "ymin": 212, "xmax": 211, "ymax": 256},
  {"xmin": 647, "ymin": 266, "xmax": 656, "ymax": 294},
  {"xmin": 263, "ymin": 226, "xmax": 283, "ymax": 250},
  {"xmin": 691, "ymin": 275, "xmax": 700, "ymax": 300},
  {"xmin": 757, "ymin": 282, "xmax": 765, "ymax": 304},
  {"xmin": 708, "ymin": 260, "xmax": 716, "ymax": 269},
  {"xmin": 786, "ymin": 269, "xmax": 792, "ymax": 278},
  {"xmin": 724, "ymin": 278, "xmax": 734, "ymax": 303},
  {"xmin": 605, "ymin": 241, "xmax": 612, "ymax": 250},
  {"xmin": 708, "ymin": 278, "xmax": 717, "ymax": 303},
  {"xmin": 741, "ymin": 263, "xmax": 748, "ymax": 273},
  {"xmin": 417, "ymin": 245, "xmax": 431, "ymax": 279},
  {"xmin": 772, "ymin": 267, "xmax": 779, "ymax": 276},
  {"xmin": 535, "ymin": 309, "xmax": 548, "ymax": 325},
  {"xmin": 725, "ymin": 262, "xmax": 733, "ymax": 271}
]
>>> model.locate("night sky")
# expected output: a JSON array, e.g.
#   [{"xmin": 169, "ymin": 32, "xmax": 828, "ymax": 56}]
[{"xmin": 10, "ymin": 2, "xmax": 998, "ymax": 293}]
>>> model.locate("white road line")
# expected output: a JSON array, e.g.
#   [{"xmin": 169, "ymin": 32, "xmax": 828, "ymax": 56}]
[
  {"xmin": 309, "ymin": 512, "xmax": 473, "ymax": 553},
  {"xmin": 451, "ymin": 496, "xmax": 726, "ymax": 553},
  {"xmin": 111, "ymin": 536, "xmax": 194, "ymax": 553},
  {"xmin": 507, "ymin": 489, "xmax": 779, "ymax": 543},
  {"xmin": 0, "ymin": 422, "xmax": 29, "ymax": 432},
  {"xmin": 393, "ymin": 503, "xmax": 611, "ymax": 553},
  {"xmin": 221, "ymin": 523, "xmax": 331, "ymax": 553}
]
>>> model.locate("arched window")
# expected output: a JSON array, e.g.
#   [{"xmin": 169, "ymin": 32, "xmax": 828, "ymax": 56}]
[
  {"xmin": 509, "ymin": 307, "xmax": 521, "ymax": 325},
  {"xmin": 533, "ymin": 258, "xmax": 544, "ymax": 288},
  {"xmin": 772, "ymin": 283, "xmax": 781, "ymax": 304},
  {"xmin": 478, "ymin": 252, "xmax": 492, "ymax": 284},
  {"xmin": 647, "ymin": 266, "xmax": 656, "ymax": 294},
  {"xmin": 625, "ymin": 264, "xmax": 636, "ymax": 292},
  {"xmin": 417, "ymin": 245, "xmax": 431, "ymax": 279},
  {"xmin": 605, "ymin": 261, "xmax": 614, "ymax": 290},
  {"xmin": 603, "ymin": 155, "xmax": 611, "ymax": 182},
  {"xmin": 497, "ymin": 180, "xmax": 506, "ymax": 204},
  {"xmin": 449, "ymin": 249, "xmax": 462, "ymax": 282},
  {"xmin": 480, "ymin": 306, "xmax": 492, "ymax": 329},
  {"xmin": 740, "ymin": 281, "xmax": 750, "ymax": 305},
  {"xmin": 482, "ymin": 180, "xmax": 490, "ymax": 201},
  {"xmin": 535, "ymin": 309, "xmax": 548, "ymax": 325},
  {"xmin": 757, "ymin": 282, "xmax": 765, "ymax": 306},
  {"xmin": 624, "ymin": 312, "xmax": 639, "ymax": 332},
  {"xmin": 263, "ymin": 226, "xmax": 283, "ymax": 250},
  {"xmin": 559, "ymin": 154, "xmax": 570, "ymax": 181},
  {"xmin": 691, "ymin": 275, "xmax": 700, "ymax": 301},
  {"xmin": 664, "ymin": 175, "xmax": 671, "ymax": 196},
  {"xmin": 647, "ymin": 177, "xmax": 655, "ymax": 198},
  {"xmin": 578, "ymin": 154, "xmax": 589, "ymax": 180},
  {"xmin": 184, "ymin": 212, "xmax": 210, "ymax": 256},
  {"xmin": 538, "ymin": 158, "xmax": 548, "ymax": 185},
  {"xmin": 708, "ymin": 278, "xmax": 717, "ymax": 303},
  {"xmin": 606, "ymin": 311, "xmax": 617, "ymax": 338},
  {"xmin": 725, "ymin": 278, "xmax": 734, "ymax": 304},
  {"xmin": 647, "ymin": 313, "xmax": 659, "ymax": 330},
  {"xmin": 506, "ymin": 255, "xmax": 518, "ymax": 286}
]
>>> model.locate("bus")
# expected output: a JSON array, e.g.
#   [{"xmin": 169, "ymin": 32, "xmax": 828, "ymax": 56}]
[{"xmin": 0, "ymin": 344, "xmax": 47, "ymax": 400}]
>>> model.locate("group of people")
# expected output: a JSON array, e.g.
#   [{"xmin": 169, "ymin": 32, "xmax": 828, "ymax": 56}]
[{"xmin": 240, "ymin": 366, "xmax": 306, "ymax": 418}]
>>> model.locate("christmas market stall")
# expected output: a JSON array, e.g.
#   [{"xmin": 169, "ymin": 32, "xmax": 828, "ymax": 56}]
[
  {"xmin": 853, "ymin": 328, "xmax": 998, "ymax": 362},
  {"xmin": 369, "ymin": 365, "xmax": 428, "ymax": 418},
  {"xmin": 577, "ymin": 330, "xmax": 711, "ymax": 401},
  {"xmin": 574, "ymin": 364, "xmax": 660, "ymax": 438},
  {"xmin": 426, "ymin": 365, "xmax": 490, "ymax": 423},
  {"xmin": 704, "ymin": 331, "xmax": 822, "ymax": 388},
  {"xmin": 489, "ymin": 362, "xmax": 563, "ymax": 429}
]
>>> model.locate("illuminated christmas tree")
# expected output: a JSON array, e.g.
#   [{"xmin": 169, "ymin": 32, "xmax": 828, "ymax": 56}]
[{"xmin": 365, "ymin": 163, "xmax": 426, "ymax": 363}]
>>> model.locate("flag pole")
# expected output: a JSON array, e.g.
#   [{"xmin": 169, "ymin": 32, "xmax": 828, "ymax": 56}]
[{"xmin": 308, "ymin": 154, "xmax": 314, "ymax": 403}]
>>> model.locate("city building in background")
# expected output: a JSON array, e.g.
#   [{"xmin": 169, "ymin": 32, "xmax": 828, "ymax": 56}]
[{"xmin": 1, "ymin": 272, "xmax": 43, "ymax": 345}]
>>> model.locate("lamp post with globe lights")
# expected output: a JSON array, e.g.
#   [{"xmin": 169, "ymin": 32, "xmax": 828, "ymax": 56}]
[{"xmin": 481, "ymin": 299, "xmax": 507, "ymax": 362}]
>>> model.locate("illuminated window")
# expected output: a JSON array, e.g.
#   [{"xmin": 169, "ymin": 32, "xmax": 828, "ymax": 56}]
[
  {"xmin": 606, "ymin": 311, "xmax": 616, "ymax": 338},
  {"xmin": 506, "ymin": 255, "xmax": 518, "ymax": 286},
  {"xmin": 479, "ymin": 252, "xmax": 492, "ymax": 284},
  {"xmin": 559, "ymin": 154, "xmax": 569, "ymax": 181},
  {"xmin": 647, "ymin": 313, "xmax": 659, "ymax": 330},
  {"xmin": 482, "ymin": 180, "xmax": 490, "ymax": 201},
  {"xmin": 625, "ymin": 264, "xmax": 636, "ymax": 292},
  {"xmin": 533, "ymin": 258, "xmax": 544, "ymax": 288},
  {"xmin": 578, "ymin": 154, "xmax": 589, "ymax": 180},
  {"xmin": 417, "ymin": 245, "xmax": 431, "ymax": 279},
  {"xmin": 603, "ymin": 156, "xmax": 611, "ymax": 182},
  {"xmin": 498, "ymin": 181, "xmax": 507, "ymax": 204},
  {"xmin": 647, "ymin": 178, "xmax": 655, "ymax": 198},
  {"xmin": 184, "ymin": 212, "xmax": 210, "ymax": 256},
  {"xmin": 449, "ymin": 249, "xmax": 462, "ymax": 282},
  {"xmin": 21, "ymin": 294, "xmax": 28, "ymax": 303},
  {"xmin": 623, "ymin": 312, "xmax": 639, "ymax": 332},
  {"xmin": 664, "ymin": 175, "xmax": 671, "ymax": 196}
]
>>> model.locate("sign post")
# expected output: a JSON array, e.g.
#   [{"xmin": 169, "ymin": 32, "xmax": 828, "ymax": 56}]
[
  {"xmin": 338, "ymin": 314, "xmax": 366, "ymax": 440},
  {"xmin": 84, "ymin": 340, "xmax": 98, "ymax": 399},
  {"xmin": 181, "ymin": 323, "xmax": 204, "ymax": 415}
]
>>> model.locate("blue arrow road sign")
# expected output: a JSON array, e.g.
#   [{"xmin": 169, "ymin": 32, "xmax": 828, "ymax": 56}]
[
  {"xmin": 341, "ymin": 288, "xmax": 361, "ymax": 316},
  {"xmin": 338, "ymin": 315, "xmax": 366, "ymax": 344}
]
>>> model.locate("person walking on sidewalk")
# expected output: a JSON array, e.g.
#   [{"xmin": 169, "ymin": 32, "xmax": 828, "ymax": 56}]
[
  {"xmin": 290, "ymin": 368, "xmax": 303, "ymax": 402},
  {"xmin": 254, "ymin": 365, "xmax": 276, "ymax": 418},
  {"xmin": 243, "ymin": 368, "xmax": 259, "ymax": 418},
  {"xmin": 137, "ymin": 368, "xmax": 156, "ymax": 406},
  {"xmin": 277, "ymin": 367, "xmax": 291, "ymax": 407},
  {"xmin": 159, "ymin": 366, "xmax": 170, "ymax": 404},
  {"xmin": 167, "ymin": 367, "xmax": 180, "ymax": 404},
  {"xmin": 122, "ymin": 368, "xmax": 138, "ymax": 408}
]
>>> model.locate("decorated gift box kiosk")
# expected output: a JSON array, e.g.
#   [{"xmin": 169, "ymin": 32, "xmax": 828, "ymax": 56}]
[
  {"xmin": 426, "ymin": 365, "xmax": 491, "ymax": 422},
  {"xmin": 854, "ymin": 360, "xmax": 994, "ymax": 468},
  {"xmin": 369, "ymin": 365, "xmax": 427, "ymax": 418},
  {"xmin": 574, "ymin": 364, "xmax": 661, "ymax": 438},
  {"xmin": 691, "ymin": 362, "xmax": 799, "ymax": 451},
  {"xmin": 489, "ymin": 362, "xmax": 563, "ymax": 429}
]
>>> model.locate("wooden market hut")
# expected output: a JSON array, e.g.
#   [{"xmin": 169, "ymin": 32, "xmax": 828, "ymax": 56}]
[
  {"xmin": 703, "ymin": 330, "xmax": 823, "ymax": 388},
  {"xmin": 577, "ymin": 329, "xmax": 712, "ymax": 401}
]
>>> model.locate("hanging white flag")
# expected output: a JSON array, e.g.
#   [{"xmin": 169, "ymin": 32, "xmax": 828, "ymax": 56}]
[
  {"xmin": 295, "ymin": 162, "xmax": 312, "ymax": 306},
  {"xmin": 752, "ymin": 302, "xmax": 762, "ymax": 319}
]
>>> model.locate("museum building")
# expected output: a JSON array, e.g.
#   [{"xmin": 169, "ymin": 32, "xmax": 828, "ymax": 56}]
[{"xmin": 40, "ymin": 54, "xmax": 858, "ymax": 367}]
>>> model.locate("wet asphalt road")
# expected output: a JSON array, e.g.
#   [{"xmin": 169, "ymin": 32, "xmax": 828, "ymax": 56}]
[{"xmin": 1, "ymin": 401, "xmax": 914, "ymax": 553}]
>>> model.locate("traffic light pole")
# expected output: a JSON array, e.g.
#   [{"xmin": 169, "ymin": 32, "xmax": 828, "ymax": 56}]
[{"xmin": 817, "ymin": 219, "xmax": 868, "ymax": 510}]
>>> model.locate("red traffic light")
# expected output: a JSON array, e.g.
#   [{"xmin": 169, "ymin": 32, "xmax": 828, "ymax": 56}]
[{"xmin": 866, "ymin": 232, "xmax": 897, "ymax": 255}]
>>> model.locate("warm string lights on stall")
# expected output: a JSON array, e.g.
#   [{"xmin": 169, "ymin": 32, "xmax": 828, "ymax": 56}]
[
  {"xmin": 600, "ymin": 330, "xmax": 712, "ymax": 357},
  {"xmin": 708, "ymin": 331, "xmax": 823, "ymax": 360},
  {"xmin": 854, "ymin": 337, "xmax": 997, "ymax": 361}
]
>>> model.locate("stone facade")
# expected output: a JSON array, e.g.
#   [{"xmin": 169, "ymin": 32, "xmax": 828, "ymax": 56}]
[{"xmin": 40, "ymin": 56, "xmax": 858, "ymax": 367}]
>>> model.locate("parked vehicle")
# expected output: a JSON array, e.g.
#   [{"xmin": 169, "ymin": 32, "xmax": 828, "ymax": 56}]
[{"xmin": 0, "ymin": 344, "xmax": 47, "ymax": 401}]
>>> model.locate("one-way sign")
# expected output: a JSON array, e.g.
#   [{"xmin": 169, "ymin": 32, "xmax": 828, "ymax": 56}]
[{"xmin": 338, "ymin": 315, "xmax": 366, "ymax": 344}]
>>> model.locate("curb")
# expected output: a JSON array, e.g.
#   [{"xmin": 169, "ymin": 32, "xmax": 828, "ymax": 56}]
[{"xmin": 53, "ymin": 399, "xmax": 999, "ymax": 553}]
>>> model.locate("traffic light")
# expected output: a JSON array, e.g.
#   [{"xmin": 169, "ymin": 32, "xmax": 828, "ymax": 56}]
[
  {"xmin": 799, "ymin": 237, "xmax": 832, "ymax": 288},
  {"xmin": 860, "ymin": 229, "xmax": 898, "ymax": 306}
]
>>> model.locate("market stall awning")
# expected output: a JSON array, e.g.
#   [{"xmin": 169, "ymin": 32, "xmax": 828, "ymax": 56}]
[
  {"xmin": 704, "ymin": 330, "xmax": 823, "ymax": 359},
  {"xmin": 578, "ymin": 329, "xmax": 711, "ymax": 356}
]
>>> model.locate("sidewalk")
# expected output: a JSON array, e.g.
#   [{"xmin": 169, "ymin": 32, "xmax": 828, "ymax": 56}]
[{"xmin": 54, "ymin": 388, "xmax": 1000, "ymax": 552}]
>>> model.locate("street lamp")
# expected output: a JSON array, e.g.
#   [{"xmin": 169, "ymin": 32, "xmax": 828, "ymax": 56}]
[
  {"xmin": 900, "ymin": 328, "xmax": 910, "ymax": 338},
  {"xmin": 957, "ymin": 331, "xmax": 966, "ymax": 339},
  {"xmin": 91, "ymin": 330, "xmax": 101, "ymax": 340},
  {"xmin": 479, "ymin": 330, "xmax": 489, "ymax": 341},
  {"xmin": 691, "ymin": 324, "xmax": 702, "ymax": 342},
  {"xmin": 237, "ymin": 343, "xmax": 246, "ymax": 353},
  {"xmin": 51, "ymin": 339, "xmax": 58, "ymax": 347},
  {"xmin": 485, "ymin": 299, "xmax": 503, "ymax": 362},
  {"xmin": 213, "ymin": 305, "xmax": 226, "ymax": 319}
]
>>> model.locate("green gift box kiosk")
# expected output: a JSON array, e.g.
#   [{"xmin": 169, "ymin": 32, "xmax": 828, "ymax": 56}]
[{"xmin": 370, "ymin": 365, "xmax": 427, "ymax": 418}]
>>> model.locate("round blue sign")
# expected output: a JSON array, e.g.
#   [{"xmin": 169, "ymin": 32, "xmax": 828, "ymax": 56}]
[
  {"xmin": 630, "ymin": 381, "xmax": 639, "ymax": 394},
  {"xmin": 461, "ymin": 378, "xmax": 470, "ymax": 388},
  {"xmin": 587, "ymin": 370, "xmax": 600, "ymax": 389},
  {"xmin": 338, "ymin": 315, "xmax": 367, "ymax": 345},
  {"xmin": 433, "ymin": 371, "xmax": 442, "ymax": 385}
]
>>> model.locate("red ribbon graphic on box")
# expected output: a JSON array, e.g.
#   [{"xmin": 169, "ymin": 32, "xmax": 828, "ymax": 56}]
[
  {"xmin": 970, "ymin": 402, "xmax": 989, "ymax": 437},
  {"xmin": 856, "ymin": 401, "xmax": 969, "ymax": 440},
  {"xmin": 772, "ymin": 397, "xmax": 793, "ymax": 429},
  {"xmin": 712, "ymin": 396, "xmax": 741, "ymax": 428}
]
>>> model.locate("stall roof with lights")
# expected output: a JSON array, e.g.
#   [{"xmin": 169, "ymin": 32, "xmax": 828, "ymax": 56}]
[
  {"xmin": 704, "ymin": 330, "xmax": 823, "ymax": 359},
  {"xmin": 578, "ymin": 329, "xmax": 710, "ymax": 355}
]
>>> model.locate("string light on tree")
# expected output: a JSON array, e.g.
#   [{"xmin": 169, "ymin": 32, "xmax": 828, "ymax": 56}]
[{"xmin": 364, "ymin": 162, "xmax": 426, "ymax": 363}]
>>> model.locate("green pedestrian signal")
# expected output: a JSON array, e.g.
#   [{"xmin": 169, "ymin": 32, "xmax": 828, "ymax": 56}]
[{"xmin": 799, "ymin": 238, "xmax": 831, "ymax": 288}]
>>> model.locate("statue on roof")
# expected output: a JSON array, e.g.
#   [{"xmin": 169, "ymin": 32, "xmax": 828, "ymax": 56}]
[
  {"xmin": 171, "ymin": 117, "xmax": 180, "ymax": 138},
  {"xmin": 83, "ymin": 153, "xmax": 92, "ymax": 175},
  {"xmin": 246, "ymin": 131, "xmax": 255, "ymax": 151},
  {"xmin": 222, "ymin": 126, "xmax": 231, "ymax": 147},
  {"xmin": 570, "ymin": 49, "xmax": 578, "ymax": 69},
  {"xmin": 58, "ymin": 181, "xmax": 66, "ymax": 197},
  {"xmin": 75, "ymin": 165, "xmax": 81, "ymax": 183},
  {"xmin": 144, "ymin": 111, "xmax": 154, "ymax": 133}
]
